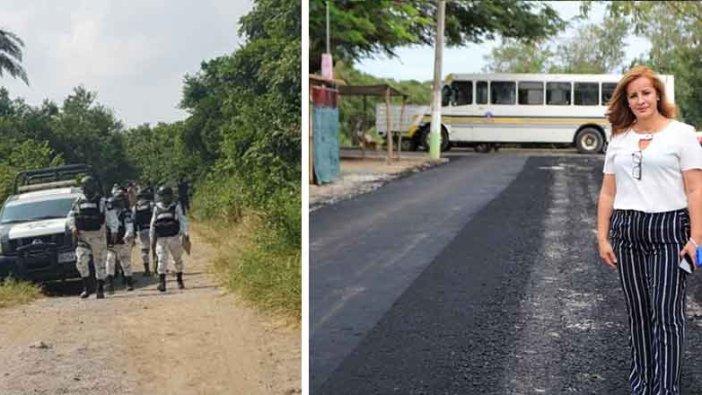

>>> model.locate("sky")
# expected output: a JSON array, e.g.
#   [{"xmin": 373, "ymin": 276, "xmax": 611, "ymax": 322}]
[
  {"xmin": 0, "ymin": 0, "xmax": 254, "ymax": 128},
  {"xmin": 355, "ymin": 1, "xmax": 652, "ymax": 81}
]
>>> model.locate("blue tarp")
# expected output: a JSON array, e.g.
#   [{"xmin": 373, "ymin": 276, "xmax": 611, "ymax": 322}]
[{"xmin": 313, "ymin": 106, "xmax": 340, "ymax": 184}]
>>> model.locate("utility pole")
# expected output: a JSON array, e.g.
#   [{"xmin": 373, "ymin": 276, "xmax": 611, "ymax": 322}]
[
  {"xmin": 326, "ymin": 1, "xmax": 330, "ymax": 54},
  {"xmin": 429, "ymin": 0, "xmax": 445, "ymax": 160},
  {"xmin": 321, "ymin": 1, "xmax": 333, "ymax": 80}
]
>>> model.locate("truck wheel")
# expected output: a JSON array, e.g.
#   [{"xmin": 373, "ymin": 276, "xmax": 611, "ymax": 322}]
[
  {"xmin": 575, "ymin": 127, "xmax": 604, "ymax": 154},
  {"xmin": 474, "ymin": 143, "xmax": 492, "ymax": 153}
]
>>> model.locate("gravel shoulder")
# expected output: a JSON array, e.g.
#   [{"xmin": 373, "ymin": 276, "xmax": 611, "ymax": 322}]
[
  {"xmin": 0, "ymin": 224, "xmax": 300, "ymax": 395},
  {"xmin": 309, "ymin": 149, "xmax": 446, "ymax": 210}
]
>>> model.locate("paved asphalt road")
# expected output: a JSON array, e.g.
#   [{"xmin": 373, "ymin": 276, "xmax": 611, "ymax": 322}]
[{"xmin": 310, "ymin": 152, "xmax": 702, "ymax": 394}]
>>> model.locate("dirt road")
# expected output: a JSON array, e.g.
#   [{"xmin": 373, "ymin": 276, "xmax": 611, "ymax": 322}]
[{"xmin": 0, "ymin": 225, "xmax": 300, "ymax": 395}]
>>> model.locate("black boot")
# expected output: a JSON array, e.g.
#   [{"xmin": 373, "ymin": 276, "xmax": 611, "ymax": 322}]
[
  {"xmin": 176, "ymin": 272, "xmax": 184, "ymax": 289},
  {"xmin": 126, "ymin": 276, "xmax": 134, "ymax": 291},
  {"xmin": 157, "ymin": 274, "xmax": 166, "ymax": 292},
  {"xmin": 96, "ymin": 279, "xmax": 105, "ymax": 299},
  {"xmin": 79, "ymin": 277, "xmax": 91, "ymax": 298},
  {"xmin": 105, "ymin": 275, "xmax": 115, "ymax": 294},
  {"xmin": 143, "ymin": 263, "xmax": 152, "ymax": 277}
]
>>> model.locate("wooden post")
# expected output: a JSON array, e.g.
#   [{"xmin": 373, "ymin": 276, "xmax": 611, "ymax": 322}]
[
  {"xmin": 385, "ymin": 87, "xmax": 393, "ymax": 162},
  {"xmin": 398, "ymin": 97, "xmax": 406, "ymax": 158}
]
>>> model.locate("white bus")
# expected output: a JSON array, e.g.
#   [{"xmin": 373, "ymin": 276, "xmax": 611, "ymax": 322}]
[{"xmin": 408, "ymin": 73, "xmax": 675, "ymax": 154}]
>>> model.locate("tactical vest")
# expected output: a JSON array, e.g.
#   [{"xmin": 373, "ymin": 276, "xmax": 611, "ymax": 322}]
[
  {"xmin": 134, "ymin": 200, "xmax": 153, "ymax": 231},
  {"xmin": 153, "ymin": 204, "xmax": 180, "ymax": 238},
  {"xmin": 74, "ymin": 197, "xmax": 104, "ymax": 231},
  {"xmin": 112, "ymin": 209, "xmax": 131, "ymax": 244}
]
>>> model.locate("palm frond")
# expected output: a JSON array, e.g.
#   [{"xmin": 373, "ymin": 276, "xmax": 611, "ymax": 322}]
[
  {"xmin": 0, "ymin": 28, "xmax": 28, "ymax": 85},
  {"xmin": 0, "ymin": 53, "xmax": 28, "ymax": 84}
]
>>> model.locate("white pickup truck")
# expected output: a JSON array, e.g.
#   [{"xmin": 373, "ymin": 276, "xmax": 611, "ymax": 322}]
[{"xmin": 0, "ymin": 165, "xmax": 95, "ymax": 282}]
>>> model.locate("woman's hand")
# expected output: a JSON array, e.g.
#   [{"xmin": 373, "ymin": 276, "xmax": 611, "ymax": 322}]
[
  {"xmin": 680, "ymin": 240, "xmax": 697, "ymax": 270},
  {"xmin": 599, "ymin": 239, "xmax": 618, "ymax": 269}
]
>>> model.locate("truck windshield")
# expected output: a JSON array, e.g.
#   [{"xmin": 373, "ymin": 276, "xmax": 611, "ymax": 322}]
[{"xmin": 0, "ymin": 198, "xmax": 76, "ymax": 224}]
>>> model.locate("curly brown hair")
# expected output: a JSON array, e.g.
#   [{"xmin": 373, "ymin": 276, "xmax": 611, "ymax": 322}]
[{"xmin": 607, "ymin": 66, "xmax": 677, "ymax": 135}]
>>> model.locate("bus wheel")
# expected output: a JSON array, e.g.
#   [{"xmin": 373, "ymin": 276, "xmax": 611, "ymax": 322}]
[
  {"xmin": 440, "ymin": 128, "xmax": 450, "ymax": 152},
  {"xmin": 575, "ymin": 128, "xmax": 604, "ymax": 154},
  {"xmin": 400, "ymin": 138, "xmax": 415, "ymax": 152},
  {"xmin": 474, "ymin": 143, "xmax": 492, "ymax": 153},
  {"xmin": 422, "ymin": 126, "xmax": 450, "ymax": 152}
]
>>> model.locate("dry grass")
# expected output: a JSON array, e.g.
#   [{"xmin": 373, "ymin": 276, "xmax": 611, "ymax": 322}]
[
  {"xmin": 196, "ymin": 216, "xmax": 301, "ymax": 322},
  {"xmin": 0, "ymin": 277, "xmax": 42, "ymax": 308}
]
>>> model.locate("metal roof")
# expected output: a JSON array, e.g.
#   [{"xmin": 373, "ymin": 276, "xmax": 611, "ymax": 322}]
[{"xmin": 338, "ymin": 84, "xmax": 407, "ymax": 98}]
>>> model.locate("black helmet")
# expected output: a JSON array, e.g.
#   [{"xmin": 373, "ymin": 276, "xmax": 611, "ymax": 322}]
[
  {"xmin": 111, "ymin": 189, "xmax": 127, "ymax": 210},
  {"xmin": 80, "ymin": 176, "xmax": 98, "ymax": 198},
  {"xmin": 157, "ymin": 186, "xmax": 173, "ymax": 197},
  {"xmin": 137, "ymin": 186, "xmax": 153, "ymax": 200},
  {"xmin": 157, "ymin": 186, "xmax": 173, "ymax": 205}
]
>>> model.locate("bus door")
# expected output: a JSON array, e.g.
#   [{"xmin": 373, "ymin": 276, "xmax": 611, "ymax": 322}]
[{"xmin": 444, "ymin": 80, "xmax": 475, "ymax": 141}]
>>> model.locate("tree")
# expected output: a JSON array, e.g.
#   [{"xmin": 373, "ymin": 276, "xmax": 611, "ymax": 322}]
[
  {"xmin": 483, "ymin": 39, "xmax": 551, "ymax": 73},
  {"xmin": 309, "ymin": 0, "xmax": 565, "ymax": 72},
  {"xmin": 0, "ymin": 29, "xmax": 28, "ymax": 84},
  {"xmin": 599, "ymin": 1, "xmax": 702, "ymax": 126},
  {"xmin": 483, "ymin": 13, "xmax": 628, "ymax": 74},
  {"xmin": 179, "ymin": 0, "xmax": 300, "ymax": 247},
  {"xmin": 0, "ymin": 139, "xmax": 63, "ymax": 202},
  {"xmin": 550, "ymin": 14, "xmax": 627, "ymax": 73},
  {"xmin": 49, "ymin": 86, "xmax": 132, "ymax": 187}
]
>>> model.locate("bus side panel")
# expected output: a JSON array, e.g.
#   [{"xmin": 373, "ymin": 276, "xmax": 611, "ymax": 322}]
[
  {"xmin": 442, "ymin": 108, "xmax": 472, "ymax": 142},
  {"xmin": 471, "ymin": 122, "xmax": 575, "ymax": 143}
]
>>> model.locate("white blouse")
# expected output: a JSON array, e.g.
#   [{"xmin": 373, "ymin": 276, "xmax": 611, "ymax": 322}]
[{"xmin": 603, "ymin": 119, "xmax": 702, "ymax": 213}]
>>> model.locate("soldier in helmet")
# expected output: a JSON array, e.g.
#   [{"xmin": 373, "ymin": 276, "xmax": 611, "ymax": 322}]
[
  {"xmin": 133, "ymin": 186, "xmax": 155, "ymax": 276},
  {"xmin": 150, "ymin": 185, "xmax": 189, "ymax": 292},
  {"xmin": 67, "ymin": 175, "xmax": 109, "ymax": 299},
  {"xmin": 111, "ymin": 183, "xmax": 123, "ymax": 196},
  {"xmin": 105, "ymin": 189, "xmax": 135, "ymax": 293}
]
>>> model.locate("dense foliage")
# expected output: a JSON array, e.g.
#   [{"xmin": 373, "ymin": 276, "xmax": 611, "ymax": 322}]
[
  {"xmin": 483, "ymin": 13, "xmax": 627, "ymax": 74},
  {"xmin": 309, "ymin": 0, "xmax": 565, "ymax": 72},
  {"xmin": 0, "ymin": 86, "xmax": 130, "ymax": 200}
]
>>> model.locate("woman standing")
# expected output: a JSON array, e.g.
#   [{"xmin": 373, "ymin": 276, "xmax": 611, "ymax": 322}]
[{"xmin": 597, "ymin": 66, "xmax": 702, "ymax": 394}]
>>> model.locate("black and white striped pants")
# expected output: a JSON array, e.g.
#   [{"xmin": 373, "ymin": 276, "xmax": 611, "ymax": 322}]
[{"xmin": 610, "ymin": 209, "xmax": 690, "ymax": 395}]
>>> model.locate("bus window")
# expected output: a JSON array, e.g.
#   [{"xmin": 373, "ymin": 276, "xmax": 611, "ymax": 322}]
[
  {"xmin": 574, "ymin": 82, "xmax": 599, "ymax": 105},
  {"xmin": 477, "ymin": 81, "xmax": 488, "ymax": 104},
  {"xmin": 491, "ymin": 81, "xmax": 516, "ymax": 105},
  {"xmin": 546, "ymin": 82, "xmax": 571, "ymax": 105},
  {"xmin": 442, "ymin": 85, "xmax": 452, "ymax": 107},
  {"xmin": 518, "ymin": 81, "xmax": 544, "ymax": 105},
  {"xmin": 451, "ymin": 81, "xmax": 473, "ymax": 106},
  {"xmin": 602, "ymin": 83, "xmax": 617, "ymax": 106}
]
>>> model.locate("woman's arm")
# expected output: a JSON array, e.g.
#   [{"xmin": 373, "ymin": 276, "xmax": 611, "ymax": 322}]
[
  {"xmin": 597, "ymin": 174, "xmax": 618, "ymax": 268},
  {"xmin": 683, "ymin": 169, "xmax": 702, "ymax": 263}
]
